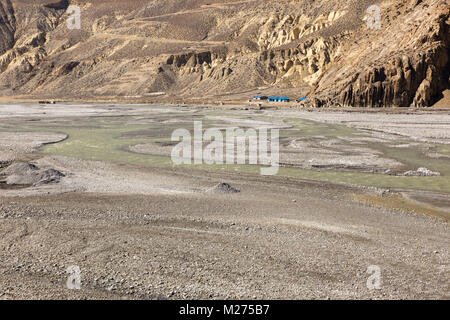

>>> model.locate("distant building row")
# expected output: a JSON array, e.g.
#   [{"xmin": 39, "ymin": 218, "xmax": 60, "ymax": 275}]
[{"xmin": 253, "ymin": 96, "xmax": 308, "ymax": 103}]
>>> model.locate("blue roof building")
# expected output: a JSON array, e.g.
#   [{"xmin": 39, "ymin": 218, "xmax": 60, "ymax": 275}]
[{"xmin": 268, "ymin": 96, "xmax": 290, "ymax": 102}]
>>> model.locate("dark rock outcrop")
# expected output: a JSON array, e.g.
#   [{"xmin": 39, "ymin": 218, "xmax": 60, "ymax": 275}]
[
  {"xmin": 315, "ymin": 3, "xmax": 449, "ymax": 108},
  {"xmin": 0, "ymin": 0, "xmax": 16, "ymax": 55}
]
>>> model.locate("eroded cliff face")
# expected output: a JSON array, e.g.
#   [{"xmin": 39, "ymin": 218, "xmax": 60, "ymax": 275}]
[
  {"xmin": 0, "ymin": 0, "xmax": 448, "ymax": 107},
  {"xmin": 0, "ymin": 0, "xmax": 16, "ymax": 55},
  {"xmin": 313, "ymin": 0, "xmax": 450, "ymax": 107}
]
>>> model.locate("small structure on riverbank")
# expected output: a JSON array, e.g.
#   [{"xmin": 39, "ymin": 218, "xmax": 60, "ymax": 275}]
[{"xmin": 253, "ymin": 95, "xmax": 268, "ymax": 100}]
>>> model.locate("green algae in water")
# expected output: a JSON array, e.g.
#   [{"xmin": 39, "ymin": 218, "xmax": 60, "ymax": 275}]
[
  {"xmin": 284, "ymin": 118, "xmax": 362, "ymax": 138},
  {"xmin": 4, "ymin": 116, "xmax": 448, "ymax": 193},
  {"xmin": 42, "ymin": 126, "xmax": 450, "ymax": 193},
  {"xmin": 43, "ymin": 126, "xmax": 172, "ymax": 166}
]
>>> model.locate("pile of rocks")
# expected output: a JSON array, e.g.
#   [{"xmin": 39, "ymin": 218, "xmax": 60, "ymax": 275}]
[{"xmin": 1, "ymin": 162, "xmax": 65, "ymax": 186}]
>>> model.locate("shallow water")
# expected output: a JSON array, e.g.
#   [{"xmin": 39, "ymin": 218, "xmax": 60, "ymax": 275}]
[{"xmin": 2, "ymin": 108, "xmax": 450, "ymax": 193}]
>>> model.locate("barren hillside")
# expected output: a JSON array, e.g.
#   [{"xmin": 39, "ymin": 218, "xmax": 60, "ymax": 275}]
[{"xmin": 0, "ymin": 0, "xmax": 448, "ymax": 106}]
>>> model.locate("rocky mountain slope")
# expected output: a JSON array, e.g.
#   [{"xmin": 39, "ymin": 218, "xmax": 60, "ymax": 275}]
[{"xmin": 0, "ymin": 0, "xmax": 448, "ymax": 107}]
